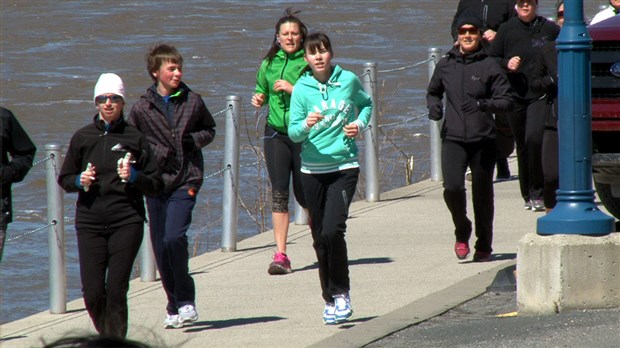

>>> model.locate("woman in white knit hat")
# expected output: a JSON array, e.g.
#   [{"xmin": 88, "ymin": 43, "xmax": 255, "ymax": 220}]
[{"xmin": 58, "ymin": 73, "xmax": 163, "ymax": 338}]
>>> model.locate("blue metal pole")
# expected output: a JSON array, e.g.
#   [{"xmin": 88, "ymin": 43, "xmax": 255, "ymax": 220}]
[{"xmin": 537, "ymin": 0, "xmax": 613, "ymax": 235}]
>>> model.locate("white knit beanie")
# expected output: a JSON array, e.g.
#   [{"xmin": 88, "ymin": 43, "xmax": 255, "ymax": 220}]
[{"xmin": 93, "ymin": 73, "xmax": 125, "ymax": 103}]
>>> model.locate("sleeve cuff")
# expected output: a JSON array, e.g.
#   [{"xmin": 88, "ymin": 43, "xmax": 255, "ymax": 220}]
[
  {"xmin": 128, "ymin": 167, "xmax": 139, "ymax": 184},
  {"xmin": 75, "ymin": 176, "xmax": 83, "ymax": 190}
]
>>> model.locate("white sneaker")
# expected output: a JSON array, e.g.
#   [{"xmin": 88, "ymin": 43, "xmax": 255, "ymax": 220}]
[
  {"xmin": 178, "ymin": 304, "xmax": 198, "ymax": 324},
  {"xmin": 322, "ymin": 302, "xmax": 336, "ymax": 325},
  {"xmin": 334, "ymin": 293, "xmax": 353, "ymax": 322},
  {"xmin": 164, "ymin": 314, "xmax": 183, "ymax": 329}
]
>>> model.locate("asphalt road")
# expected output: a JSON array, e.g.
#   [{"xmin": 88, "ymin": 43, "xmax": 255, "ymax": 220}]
[{"xmin": 366, "ymin": 270, "xmax": 620, "ymax": 348}]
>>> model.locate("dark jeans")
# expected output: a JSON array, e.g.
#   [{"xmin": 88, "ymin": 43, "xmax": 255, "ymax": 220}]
[
  {"xmin": 302, "ymin": 168, "xmax": 358, "ymax": 303},
  {"xmin": 147, "ymin": 189, "xmax": 196, "ymax": 315},
  {"xmin": 542, "ymin": 127, "xmax": 559, "ymax": 209},
  {"xmin": 441, "ymin": 139, "xmax": 495, "ymax": 253},
  {"xmin": 76, "ymin": 223, "xmax": 143, "ymax": 337},
  {"xmin": 264, "ymin": 124, "xmax": 306, "ymax": 211},
  {"xmin": 507, "ymin": 98, "xmax": 547, "ymax": 202}
]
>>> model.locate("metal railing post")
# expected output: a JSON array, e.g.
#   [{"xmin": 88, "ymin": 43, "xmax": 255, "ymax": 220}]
[
  {"xmin": 221, "ymin": 96, "xmax": 240, "ymax": 252},
  {"xmin": 428, "ymin": 47, "xmax": 443, "ymax": 182},
  {"xmin": 362, "ymin": 62, "xmax": 380, "ymax": 202},
  {"xmin": 293, "ymin": 198, "xmax": 308, "ymax": 225},
  {"xmin": 139, "ymin": 212, "xmax": 156, "ymax": 282},
  {"xmin": 45, "ymin": 143, "xmax": 66, "ymax": 314}
]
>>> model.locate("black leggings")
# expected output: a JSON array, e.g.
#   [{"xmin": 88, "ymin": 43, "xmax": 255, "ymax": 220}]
[
  {"xmin": 264, "ymin": 125, "xmax": 306, "ymax": 211},
  {"xmin": 507, "ymin": 98, "xmax": 548, "ymax": 202},
  {"xmin": 77, "ymin": 223, "xmax": 143, "ymax": 337},
  {"xmin": 441, "ymin": 139, "xmax": 495, "ymax": 253}
]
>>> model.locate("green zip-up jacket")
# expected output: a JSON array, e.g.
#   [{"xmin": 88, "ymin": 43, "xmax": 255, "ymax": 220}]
[
  {"xmin": 288, "ymin": 65, "xmax": 373, "ymax": 174},
  {"xmin": 254, "ymin": 49, "xmax": 307, "ymax": 134}
]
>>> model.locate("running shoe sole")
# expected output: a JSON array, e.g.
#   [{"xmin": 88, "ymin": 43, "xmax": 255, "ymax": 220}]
[{"xmin": 268, "ymin": 262, "xmax": 292, "ymax": 275}]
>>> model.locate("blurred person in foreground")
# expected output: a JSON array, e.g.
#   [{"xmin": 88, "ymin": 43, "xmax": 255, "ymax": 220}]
[
  {"xmin": 43, "ymin": 334, "xmax": 151, "ymax": 348},
  {"xmin": 1, "ymin": 106, "xmax": 36, "ymax": 262},
  {"xmin": 58, "ymin": 73, "xmax": 163, "ymax": 337},
  {"xmin": 427, "ymin": 12, "xmax": 513, "ymax": 262}
]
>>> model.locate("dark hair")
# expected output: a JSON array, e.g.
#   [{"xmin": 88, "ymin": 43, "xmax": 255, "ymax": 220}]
[
  {"xmin": 303, "ymin": 32, "xmax": 333, "ymax": 56},
  {"xmin": 145, "ymin": 43, "xmax": 183, "ymax": 82},
  {"xmin": 263, "ymin": 7, "xmax": 308, "ymax": 62},
  {"xmin": 42, "ymin": 335, "xmax": 151, "ymax": 348}
]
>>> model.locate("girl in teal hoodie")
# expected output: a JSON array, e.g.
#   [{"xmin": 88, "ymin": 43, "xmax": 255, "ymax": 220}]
[{"xmin": 288, "ymin": 32, "xmax": 373, "ymax": 325}]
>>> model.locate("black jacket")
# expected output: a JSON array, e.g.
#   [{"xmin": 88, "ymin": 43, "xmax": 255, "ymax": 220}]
[
  {"xmin": 58, "ymin": 114, "xmax": 163, "ymax": 230},
  {"xmin": 531, "ymin": 41, "xmax": 558, "ymax": 129},
  {"xmin": 1, "ymin": 107, "xmax": 36, "ymax": 227},
  {"xmin": 427, "ymin": 46, "xmax": 513, "ymax": 143},
  {"xmin": 451, "ymin": 0, "xmax": 516, "ymax": 41},
  {"xmin": 489, "ymin": 16, "xmax": 560, "ymax": 100},
  {"xmin": 127, "ymin": 83, "xmax": 216, "ymax": 194}
]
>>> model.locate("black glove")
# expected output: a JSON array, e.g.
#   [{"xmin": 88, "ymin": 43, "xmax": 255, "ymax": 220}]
[
  {"xmin": 429, "ymin": 112, "xmax": 443, "ymax": 121},
  {"xmin": 462, "ymin": 99, "xmax": 488, "ymax": 113},
  {"xmin": 182, "ymin": 134, "xmax": 196, "ymax": 153}
]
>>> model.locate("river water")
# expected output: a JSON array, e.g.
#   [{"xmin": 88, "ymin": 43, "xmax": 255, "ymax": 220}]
[{"xmin": 0, "ymin": 0, "xmax": 602, "ymax": 325}]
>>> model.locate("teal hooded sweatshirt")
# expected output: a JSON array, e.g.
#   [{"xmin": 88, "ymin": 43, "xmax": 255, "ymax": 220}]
[
  {"xmin": 288, "ymin": 65, "xmax": 373, "ymax": 174},
  {"xmin": 254, "ymin": 49, "xmax": 307, "ymax": 134}
]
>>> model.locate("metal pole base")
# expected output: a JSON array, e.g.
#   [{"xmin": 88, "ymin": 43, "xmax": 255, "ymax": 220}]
[{"xmin": 537, "ymin": 190, "xmax": 614, "ymax": 235}]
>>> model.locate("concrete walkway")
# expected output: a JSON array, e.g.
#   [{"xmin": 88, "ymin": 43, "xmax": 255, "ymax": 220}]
[{"xmin": 0, "ymin": 159, "xmax": 607, "ymax": 347}]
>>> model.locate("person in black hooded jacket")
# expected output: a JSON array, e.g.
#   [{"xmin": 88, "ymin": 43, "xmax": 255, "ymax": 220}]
[
  {"xmin": 427, "ymin": 12, "xmax": 513, "ymax": 262},
  {"xmin": 531, "ymin": 1, "xmax": 564, "ymax": 212},
  {"xmin": 488, "ymin": 0, "xmax": 560, "ymax": 211},
  {"xmin": 451, "ymin": 0, "xmax": 517, "ymax": 181},
  {"xmin": 58, "ymin": 73, "xmax": 163, "ymax": 338}
]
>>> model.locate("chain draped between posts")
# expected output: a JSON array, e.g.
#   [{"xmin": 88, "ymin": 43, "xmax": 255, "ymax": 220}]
[{"xmin": 9, "ymin": 55, "xmax": 437, "ymax": 242}]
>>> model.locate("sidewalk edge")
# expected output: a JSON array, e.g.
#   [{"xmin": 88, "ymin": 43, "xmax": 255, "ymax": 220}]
[{"xmin": 309, "ymin": 260, "xmax": 517, "ymax": 348}]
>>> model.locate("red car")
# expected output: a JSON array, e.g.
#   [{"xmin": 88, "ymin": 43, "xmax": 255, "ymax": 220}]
[{"xmin": 590, "ymin": 15, "xmax": 620, "ymax": 218}]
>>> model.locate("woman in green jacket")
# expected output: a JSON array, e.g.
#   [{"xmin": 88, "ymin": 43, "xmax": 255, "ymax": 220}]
[{"xmin": 251, "ymin": 8, "xmax": 308, "ymax": 275}]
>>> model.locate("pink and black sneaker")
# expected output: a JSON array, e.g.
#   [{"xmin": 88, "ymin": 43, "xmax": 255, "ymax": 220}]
[{"xmin": 268, "ymin": 251, "xmax": 292, "ymax": 275}]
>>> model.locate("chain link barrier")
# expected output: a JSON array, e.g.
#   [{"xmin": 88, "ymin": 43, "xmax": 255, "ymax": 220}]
[{"xmin": 8, "ymin": 56, "xmax": 434, "ymax": 243}]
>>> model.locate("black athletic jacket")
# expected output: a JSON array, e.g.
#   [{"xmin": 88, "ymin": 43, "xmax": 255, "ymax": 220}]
[
  {"xmin": 1, "ymin": 107, "xmax": 36, "ymax": 227},
  {"xmin": 427, "ymin": 46, "xmax": 513, "ymax": 143},
  {"xmin": 58, "ymin": 114, "xmax": 163, "ymax": 230},
  {"xmin": 489, "ymin": 16, "xmax": 560, "ymax": 100},
  {"xmin": 531, "ymin": 41, "xmax": 559, "ymax": 129}
]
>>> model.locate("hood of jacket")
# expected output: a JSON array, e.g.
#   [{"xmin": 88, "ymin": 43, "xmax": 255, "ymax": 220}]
[
  {"xmin": 296, "ymin": 64, "xmax": 347, "ymax": 100},
  {"xmin": 143, "ymin": 82, "xmax": 191, "ymax": 105}
]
